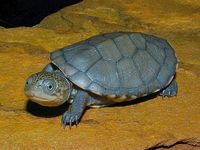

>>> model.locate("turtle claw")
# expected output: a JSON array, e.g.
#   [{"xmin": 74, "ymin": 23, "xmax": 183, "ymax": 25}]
[{"xmin": 61, "ymin": 111, "xmax": 81, "ymax": 128}]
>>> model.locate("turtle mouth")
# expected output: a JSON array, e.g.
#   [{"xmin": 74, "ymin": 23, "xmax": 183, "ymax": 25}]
[
  {"xmin": 27, "ymin": 96, "xmax": 65, "ymax": 107},
  {"xmin": 28, "ymin": 95, "xmax": 49, "ymax": 101}
]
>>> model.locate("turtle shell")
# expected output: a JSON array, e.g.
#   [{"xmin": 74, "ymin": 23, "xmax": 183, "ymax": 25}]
[{"xmin": 50, "ymin": 32, "xmax": 177, "ymax": 101}]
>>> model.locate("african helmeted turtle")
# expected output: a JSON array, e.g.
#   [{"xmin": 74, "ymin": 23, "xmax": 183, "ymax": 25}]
[{"xmin": 24, "ymin": 32, "xmax": 178, "ymax": 127}]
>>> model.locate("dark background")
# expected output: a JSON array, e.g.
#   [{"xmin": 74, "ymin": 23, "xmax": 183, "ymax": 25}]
[{"xmin": 0, "ymin": 0, "xmax": 82, "ymax": 28}]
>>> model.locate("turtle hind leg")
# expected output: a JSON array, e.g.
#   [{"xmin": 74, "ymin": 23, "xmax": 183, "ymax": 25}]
[{"xmin": 159, "ymin": 80, "xmax": 178, "ymax": 97}]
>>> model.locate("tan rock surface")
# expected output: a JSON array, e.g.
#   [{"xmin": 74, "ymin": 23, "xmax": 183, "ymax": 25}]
[{"xmin": 0, "ymin": 0, "xmax": 200, "ymax": 149}]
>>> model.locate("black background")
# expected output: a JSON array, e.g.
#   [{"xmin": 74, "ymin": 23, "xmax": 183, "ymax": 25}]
[{"xmin": 0, "ymin": 0, "xmax": 82, "ymax": 28}]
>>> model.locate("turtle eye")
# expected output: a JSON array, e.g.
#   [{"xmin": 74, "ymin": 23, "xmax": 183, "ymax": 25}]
[
  {"xmin": 26, "ymin": 75, "xmax": 33, "ymax": 85},
  {"xmin": 24, "ymin": 74, "xmax": 36, "ymax": 91},
  {"xmin": 43, "ymin": 80, "xmax": 57, "ymax": 93},
  {"xmin": 47, "ymin": 84, "xmax": 53, "ymax": 90}
]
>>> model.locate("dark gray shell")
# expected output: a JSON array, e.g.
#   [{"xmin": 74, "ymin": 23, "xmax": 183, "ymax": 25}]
[{"xmin": 50, "ymin": 32, "xmax": 177, "ymax": 98}]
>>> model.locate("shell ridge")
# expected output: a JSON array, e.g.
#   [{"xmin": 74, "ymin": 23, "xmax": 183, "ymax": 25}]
[
  {"xmin": 131, "ymin": 54, "xmax": 145, "ymax": 85},
  {"xmin": 110, "ymin": 38, "xmax": 125, "ymax": 88},
  {"xmin": 127, "ymin": 34, "xmax": 139, "ymax": 57},
  {"xmin": 145, "ymin": 42, "xmax": 162, "ymax": 67},
  {"xmin": 116, "ymin": 61, "xmax": 125, "ymax": 88},
  {"xmin": 50, "ymin": 53, "xmax": 60, "ymax": 60},
  {"xmin": 102, "ymin": 32, "xmax": 124, "ymax": 40},
  {"xmin": 61, "ymin": 49, "xmax": 67, "ymax": 62},
  {"xmin": 110, "ymin": 37, "xmax": 123, "ymax": 61},
  {"xmin": 156, "ymin": 47, "xmax": 172, "ymax": 86},
  {"xmin": 143, "ymin": 35, "xmax": 175, "ymax": 82},
  {"xmin": 85, "ymin": 56, "xmax": 102, "ymax": 72},
  {"xmin": 144, "ymin": 42, "xmax": 162, "ymax": 82},
  {"xmin": 128, "ymin": 32, "xmax": 146, "ymax": 50},
  {"xmin": 88, "ymin": 41, "xmax": 103, "ymax": 60},
  {"xmin": 62, "ymin": 42, "xmax": 92, "ymax": 63}
]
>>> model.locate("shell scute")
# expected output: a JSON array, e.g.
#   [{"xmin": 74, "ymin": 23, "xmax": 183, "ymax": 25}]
[{"xmin": 50, "ymin": 32, "xmax": 177, "ymax": 99}]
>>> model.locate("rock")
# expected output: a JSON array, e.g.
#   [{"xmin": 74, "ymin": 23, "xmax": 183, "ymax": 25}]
[{"xmin": 0, "ymin": 0, "xmax": 200, "ymax": 149}]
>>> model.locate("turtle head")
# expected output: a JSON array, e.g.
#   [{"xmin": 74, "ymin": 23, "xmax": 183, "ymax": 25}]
[{"xmin": 24, "ymin": 72, "xmax": 71, "ymax": 107}]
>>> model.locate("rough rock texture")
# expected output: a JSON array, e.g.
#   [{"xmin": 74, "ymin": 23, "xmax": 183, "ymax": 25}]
[{"xmin": 0, "ymin": 0, "xmax": 200, "ymax": 149}]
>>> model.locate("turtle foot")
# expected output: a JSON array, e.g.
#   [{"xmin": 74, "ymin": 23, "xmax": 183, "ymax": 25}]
[
  {"xmin": 160, "ymin": 80, "xmax": 177, "ymax": 97},
  {"xmin": 61, "ymin": 111, "xmax": 81, "ymax": 128}
]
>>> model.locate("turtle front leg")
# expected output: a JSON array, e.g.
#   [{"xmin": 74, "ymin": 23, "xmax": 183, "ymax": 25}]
[{"xmin": 62, "ymin": 90, "xmax": 88, "ymax": 127}]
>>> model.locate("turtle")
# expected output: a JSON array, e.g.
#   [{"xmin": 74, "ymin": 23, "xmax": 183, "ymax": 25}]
[{"xmin": 24, "ymin": 32, "xmax": 178, "ymax": 127}]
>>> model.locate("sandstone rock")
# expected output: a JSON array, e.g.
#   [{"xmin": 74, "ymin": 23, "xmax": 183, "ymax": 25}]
[{"xmin": 0, "ymin": 0, "xmax": 199, "ymax": 149}]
